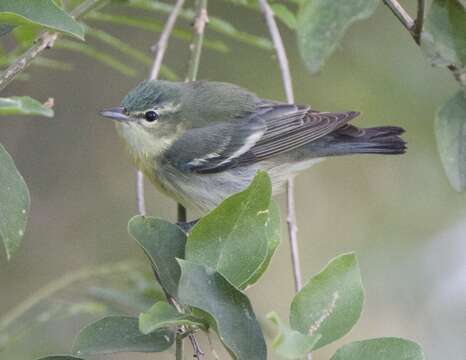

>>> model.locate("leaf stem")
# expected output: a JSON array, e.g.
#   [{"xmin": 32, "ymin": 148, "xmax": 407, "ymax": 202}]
[
  {"xmin": 0, "ymin": 0, "xmax": 107, "ymax": 92},
  {"xmin": 258, "ymin": 1, "xmax": 309, "ymax": 358}
]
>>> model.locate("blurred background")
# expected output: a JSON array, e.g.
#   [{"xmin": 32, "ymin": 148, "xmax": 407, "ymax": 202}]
[{"xmin": 0, "ymin": 1, "xmax": 465, "ymax": 359}]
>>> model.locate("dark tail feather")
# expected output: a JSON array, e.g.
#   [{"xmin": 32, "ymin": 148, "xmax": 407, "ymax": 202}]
[{"xmin": 311, "ymin": 125, "xmax": 407, "ymax": 157}]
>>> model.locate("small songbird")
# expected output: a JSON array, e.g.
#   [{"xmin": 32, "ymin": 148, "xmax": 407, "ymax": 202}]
[{"xmin": 101, "ymin": 80, "xmax": 405, "ymax": 213}]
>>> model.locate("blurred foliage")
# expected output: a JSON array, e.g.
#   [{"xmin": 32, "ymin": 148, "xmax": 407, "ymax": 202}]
[{"xmin": 1, "ymin": 0, "xmax": 466, "ymax": 359}]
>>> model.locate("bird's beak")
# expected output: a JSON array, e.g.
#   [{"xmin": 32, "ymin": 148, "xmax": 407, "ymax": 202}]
[{"xmin": 100, "ymin": 107, "xmax": 129, "ymax": 121}]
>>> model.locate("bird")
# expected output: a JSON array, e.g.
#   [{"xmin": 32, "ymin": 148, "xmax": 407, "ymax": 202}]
[{"xmin": 101, "ymin": 80, "xmax": 406, "ymax": 213}]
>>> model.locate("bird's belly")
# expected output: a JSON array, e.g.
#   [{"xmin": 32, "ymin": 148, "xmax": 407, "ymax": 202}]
[{"xmin": 151, "ymin": 157, "xmax": 324, "ymax": 213}]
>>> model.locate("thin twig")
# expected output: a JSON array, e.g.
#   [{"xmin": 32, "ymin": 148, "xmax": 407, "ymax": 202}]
[
  {"xmin": 138, "ymin": 2, "xmax": 204, "ymax": 359},
  {"xmin": 177, "ymin": 0, "xmax": 209, "ymax": 223},
  {"xmin": 258, "ymin": 1, "xmax": 309, "ymax": 358},
  {"xmin": 382, "ymin": 0, "xmax": 415, "ymax": 34},
  {"xmin": 0, "ymin": 0, "xmax": 106, "ymax": 92},
  {"xmin": 383, "ymin": 0, "xmax": 466, "ymax": 90},
  {"xmin": 413, "ymin": 0, "xmax": 425, "ymax": 45},
  {"xmin": 179, "ymin": 2, "xmax": 209, "ymax": 357},
  {"xmin": 149, "ymin": 0, "xmax": 186, "ymax": 80},
  {"xmin": 136, "ymin": 0, "xmax": 186, "ymax": 216}
]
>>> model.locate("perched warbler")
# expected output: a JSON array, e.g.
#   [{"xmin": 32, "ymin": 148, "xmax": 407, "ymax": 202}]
[{"xmin": 101, "ymin": 80, "xmax": 405, "ymax": 212}]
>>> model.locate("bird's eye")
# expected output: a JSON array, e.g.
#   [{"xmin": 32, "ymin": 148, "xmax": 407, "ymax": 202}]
[{"xmin": 144, "ymin": 110, "xmax": 159, "ymax": 122}]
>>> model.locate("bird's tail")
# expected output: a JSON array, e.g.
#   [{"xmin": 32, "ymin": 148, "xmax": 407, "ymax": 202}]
[{"xmin": 307, "ymin": 125, "xmax": 406, "ymax": 157}]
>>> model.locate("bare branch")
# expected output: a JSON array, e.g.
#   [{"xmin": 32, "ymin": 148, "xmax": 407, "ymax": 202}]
[
  {"xmin": 0, "ymin": 0, "xmax": 106, "ymax": 92},
  {"xmin": 413, "ymin": 0, "xmax": 425, "ymax": 45},
  {"xmin": 383, "ymin": 0, "xmax": 466, "ymax": 90},
  {"xmin": 136, "ymin": 0, "xmax": 185, "ymax": 216},
  {"xmin": 185, "ymin": 0, "xmax": 209, "ymax": 82},
  {"xmin": 177, "ymin": 0, "xmax": 209, "ymax": 225},
  {"xmin": 382, "ymin": 0, "xmax": 415, "ymax": 34},
  {"xmin": 258, "ymin": 1, "xmax": 309, "ymax": 357},
  {"xmin": 149, "ymin": 0, "xmax": 186, "ymax": 80},
  {"xmin": 258, "ymin": 0, "xmax": 294, "ymax": 103}
]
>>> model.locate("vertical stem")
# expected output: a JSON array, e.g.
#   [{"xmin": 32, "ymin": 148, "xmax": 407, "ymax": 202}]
[
  {"xmin": 176, "ymin": 335, "xmax": 184, "ymax": 360},
  {"xmin": 413, "ymin": 0, "xmax": 425, "ymax": 45},
  {"xmin": 136, "ymin": 170, "xmax": 146, "ymax": 215},
  {"xmin": 258, "ymin": 0, "xmax": 308, "ymax": 358},
  {"xmin": 177, "ymin": 0, "xmax": 209, "ymax": 224},
  {"xmin": 137, "ymin": 0, "xmax": 186, "ymax": 217},
  {"xmin": 176, "ymin": 2, "xmax": 209, "ymax": 358},
  {"xmin": 140, "ymin": 1, "xmax": 189, "ymax": 359}
]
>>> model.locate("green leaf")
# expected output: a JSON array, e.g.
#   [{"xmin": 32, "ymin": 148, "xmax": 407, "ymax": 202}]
[
  {"xmin": 267, "ymin": 312, "xmax": 321, "ymax": 359},
  {"xmin": 296, "ymin": 0, "xmax": 379, "ymax": 73},
  {"xmin": 435, "ymin": 91, "xmax": 466, "ymax": 191},
  {"xmin": 186, "ymin": 171, "xmax": 271, "ymax": 288},
  {"xmin": 72, "ymin": 316, "xmax": 174, "ymax": 355},
  {"xmin": 422, "ymin": 0, "xmax": 466, "ymax": 69},
  {"xmin": 271, "ymin": 3, "xmax": 297, "ymax": 29},
  {"xmin": 0, "ymin": 143, "xmax": 30, "ymax": 260},
  {"xmin": 0, "ymin": 0, "xmax": 84, "ymax": 39},
  {"xmin": 139, "ymin": 301, "xmax": 207, "ymax": 334},
  {"xmin": 56, "ymin": 39, "xmax": 137, "ymax": 77},
  {"xmin": 245, "ymin": 200, "xmax": 281, "ymax": 286},
  {"xmin": 37, "ymin": 356, "xmax": 85, "ymax": 360},
  {"xmin": 330, "ymin": 338, "xmax": 425, "ymax": 360},
  {"xmin": 290, "ymin": 253, "xmax": 364, "ymax": 350},
  {"xmin": 128, "ymin": 216, "xmax": 186, "ymax": 297},
  {"xmin": 177, "ymin": 260, "xmax": 267, "ymax": 360},
  {"xmin": 0, "ymin": 96, "xmax": 53, "ymax": 117}
]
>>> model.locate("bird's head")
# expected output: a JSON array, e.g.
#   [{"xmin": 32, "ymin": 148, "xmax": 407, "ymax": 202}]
[{"xmin": 100, "ymin": 80, "xmax": 187, "ymax": 159}]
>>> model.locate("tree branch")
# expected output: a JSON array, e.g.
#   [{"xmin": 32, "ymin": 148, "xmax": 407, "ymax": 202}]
[
  {"xmin": 176, "ymin": 0, "xmax": 209, "ymax": 224},
  {"xmin": 382, "ymin": 0, "xmax": 415, "ymax": 35},
  {"xmin": 383, "ymin": 0, "xmax": 466, "ymax": 89},
  {"xmin": 136, "ymin": 0, "xmax": 186, "ymax": 216},
  {"xmin": 413, "ymin": 0, "xmax": 425, "ymax": 45},
  {"xmin": 0, "ymin": 0, "xmax": 107, "ymax": 92},
  {"xmin": 175, "ymin": 2, "xmax": 209, "ymax": 358},
  {"xmin": 258, "ymin": 1, "xmax": 309, "ymax": 357}
]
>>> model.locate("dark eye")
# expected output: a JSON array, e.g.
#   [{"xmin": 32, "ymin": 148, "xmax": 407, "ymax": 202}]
[{"xmin": 144, "ymin": 110, "xmax": 159, "ymax": 122}]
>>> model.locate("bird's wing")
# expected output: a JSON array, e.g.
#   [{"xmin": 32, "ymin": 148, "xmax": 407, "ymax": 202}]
[
  {"xmin": 237, "ymin": 102, "xmax": 360, "ymax": 165},
  {"xmin": 163, "ymin": 115, "xmax": 266, "ymax": 173},
  {"xmin": 165, "ymin": 101, "xmax": 359, "ymax": 174}
]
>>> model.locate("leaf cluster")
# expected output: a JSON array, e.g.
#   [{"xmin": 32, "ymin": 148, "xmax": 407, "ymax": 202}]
[{"xmin": 32, "ymin": 172, "xmax": 425, "ymax": 360}]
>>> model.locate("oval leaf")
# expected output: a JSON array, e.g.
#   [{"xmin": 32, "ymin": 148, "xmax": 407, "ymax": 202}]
[
  {"xmin": 435, "ymin": 91, "xmax": 466, "ymax": 191},
  {"xmin": 139, "ymin": 301, "xmax": 207, "ymax": 335},
  {"xmin": 0, "ymin": 0, "xmax": 84, "ymax": 39},
  {"xmin": 290, "ymin": 253, "xmax": 364, "ymax": 350},
  {"xmin": 128, "ymin": 216, "xmax": 186, "ymax": 297},
  {"xmin": 422, "ymin": 0, "xmax": 466, "ymax": 69},
  {"xmin": 267, "ymin": 312, "xmax": 321, "ymax": 359},
  {"xmin": 297, "ymin": 0, "xmax": 379, "ymax": 73},
  {"xmin": 177, "ymin": 260, "xmax": 267, "ymax": 360},
  {"xmin": 186, "ymin": 171, "xmax": 271, "ymax": 288},
  {"xmin": 0, "ymin": 143, "xmax": 30, "ymax": 260},
  {"xmin": 0, "ymin": 97, "xmax": 54, "ymax": 117},
  {"xmin": 330, "ymin": 337, "xmax": 425, "ymax": 360},
  {"xmin": 72, "ymin": 316, "xmax": 174, "ymax": 355}
]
